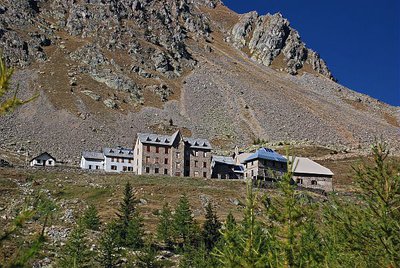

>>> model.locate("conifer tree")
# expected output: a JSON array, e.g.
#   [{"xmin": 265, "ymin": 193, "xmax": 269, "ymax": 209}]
[
  {"xmin": 97, "ymin": 221, "xmax": 121, "ymax": 268},
  {"xmin": 156, "ymin": 202, "xmax": 174, "ymax": 247},
  {"xmin": 173, "ymin": 194, "xmax": 196, "ymax": 245},
  {"xmin": 135, "ymin": 240, "xmax": 162, "ymax": 268},
  {"xmin": 116, "ymin": 182, "xmax": 143, "ymax": 248},
  {"xmin": 202, "ymin": 202, "xmax": 221, "ymax": 251},
  {"xmin": 59, "ymin": 222, "xmax": 92, "ymax": 268},
  {"xmin": 82, "ymin": 204, "xmax": 101, "ymax": 231}
]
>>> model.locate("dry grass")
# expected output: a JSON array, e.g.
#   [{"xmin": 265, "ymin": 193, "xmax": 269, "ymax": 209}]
[{"xmin": 383, "ymin": 112, "xmax": 399, "ymax": 127}]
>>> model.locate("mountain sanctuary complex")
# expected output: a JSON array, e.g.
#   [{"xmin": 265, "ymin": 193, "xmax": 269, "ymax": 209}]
[
  {"xmin": 0, "ymin": 0, "xmax": 398, "ymax": 267},
  {"xmin": 30, "ymin": 129, "xmax": 334, "ymax": 192}
]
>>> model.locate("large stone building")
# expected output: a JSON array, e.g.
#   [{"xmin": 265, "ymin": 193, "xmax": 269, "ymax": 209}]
[
  {"xmin": 243, "ymin": 148, "xmax": 287, "ymax": 180},
  {"xmin": 133, "ymin": 130, "xmax": 212, "ymax": 178},
  {"xmin": 290, "ymin": 157, "xmax": 334, "ymax": 192}
]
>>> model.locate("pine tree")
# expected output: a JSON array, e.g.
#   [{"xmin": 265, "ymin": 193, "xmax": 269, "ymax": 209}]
[
  {"xmin": 59, "ymin": 222, "xmax": 92, "ymax": 268},
  {"xmin": 156, "ymin": 202, "xmax": 174, "ymax": 247},
  {"xmin": 202, "ymin": 202, "xmax": 221, "ymax": 251},
  {"xmin": 173, "ymin": 194, "xmax": 196, "ymax": 245},
  {"xmin": 323, "ymin": 143, "xmax": 400, "ymax": 266},
  {"xmin": 97, "ymin": 221, "xmax": 121, "ymax": 268},
  {"xmin": 116, "ymin": 182, "xmax": 143, "ymax": 248},
  {"xmin": 135, "ymin": 240, "xmax": 162, "ymax": 268},
  {"xmin": 82, "ymin": 204, "xmax": 101, "ymax": 231}
]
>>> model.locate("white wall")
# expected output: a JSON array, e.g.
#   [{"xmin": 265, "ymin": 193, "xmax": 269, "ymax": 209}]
[
  {"xmin": 104, "ymin": 156, "xmax": 134, "ymax": 173},
  {"xmin": 80, "ymin": 157, "xmax": 104, "ymax": 170}
]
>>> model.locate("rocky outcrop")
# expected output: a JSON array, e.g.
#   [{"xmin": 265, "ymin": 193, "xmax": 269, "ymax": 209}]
[{"xmin": 230, "ymin": 12, "xmax": 333, "ymax": 79}]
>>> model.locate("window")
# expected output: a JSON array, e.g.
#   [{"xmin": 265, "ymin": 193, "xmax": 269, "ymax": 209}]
[
  {"xmin": 164, "ymin": 158, "xmax": 168, "ymax": 164},
  {"xmin": 203, "ymin": 162, "xmax": 207, "ymax": 168},
  {"xmin": 311, "ymin": 180, "xmax": 318, "ymax": 185},
  {"xmin": 251, "ymin": 170, "xmax": 254, "ymax": 177},
  {"xmin": 194, "ymin": 161, "xmax": 198, "ymax": 167},
  {"xmin": 111, "ymin": 165, "xmax": 117, "ymax": 171},
  {"xmin": 89, "ymin": 165, "xmax": 92, "ymax": 170},
  {"xmin": 155, "ymin": 168, "xmax": 159, "ymax": 174},
  {"xmin": 48, "ymin": 160, "xmax": 53, "ymax": 165},
  {"xmin": 121, "ymin": 158, "xmax": 125, "ymax": 163},
  {"xmin": 123, "ymin": 166, "xmax": 127, "ymax": 171},
  {"xmin": 164, "ymin": 169, "xmax": 168, "ymax": 175},
  {"xmin": 175, "ymin": 172, "xmax": 181, "ymax": 177},
  {"xmin": 176, "ymin": 152, "xmax": 180, "ymax": 158},
  {"xmin": 297, "ymin": 178, "xmax": 303, "ymax": 184},
  {"xmin": 203, "ymin": 152, "xmax": 207, "ymax": 157},
  {"xmin": 165, "ymin": 147, "xmax": 169, "ymax": 154},
  {"xmin": 176, "ymin": 162, "xmax": 181, "ymax": 169},
  {"xmin": 194, "ymin": 171, "xmax": 199, "ymax": 177},
  {"xmin": 96, "ymin": 165, "xmax": 100, "ymax": 170},
  {"xmin": 111, "ymin": 158, "xmax": 115, "ymax": 162},
  {"xmin": 156, "ymin": 147, "xmax": 159, "ymax": 153},
  {"xmin": 155, "ymin": 157, "xmax": 159, "ymax": 164},
  {"xmin": 203, "ymin": 172, "xmax": 207, "ymax": 178},
  {"xmin": 146, "ymin": 156, "xmax": 150, "ymax": 164},
  {"xmin": 128, "ymin": 167, "xmax": 133, "ymax": 172},
  {"xmin": 37, "ymin": 159, "xmax": 41, "ymax": 164},
  {"xmin": 137, "ymin": 148, "xmax": 139, "ymax": 155},
  {"xmin": 147, "ymin": 145, "xmax": 150, "ymax": 152},
  {"xmin": 195, "ymin": 151, "xmax": 199, "ymax": 157},
  {"xmin": 128, "ymin": 159, "xmax": 132, "ymax": 163},
  {"xmin": 145, "ymin": 167, "xmax": 150, "ymax": 173}
]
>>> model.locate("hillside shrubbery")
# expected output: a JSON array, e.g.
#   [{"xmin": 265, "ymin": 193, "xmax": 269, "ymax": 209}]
[{"xmin": 1, "ymin": 143, "xmax": 398, "ymax": 267}]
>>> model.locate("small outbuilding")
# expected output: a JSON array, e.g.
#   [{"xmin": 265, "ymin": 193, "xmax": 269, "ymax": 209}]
[
  {"xmin": 30, "ymin": 152, "xmax": 56, "ymax": 167},
  {"xmin": 211, "ymin": 156, "xmax": 244, "ymax": 179},
  {"xmin": 290, "ymin": 157, "xmax": 334, "ymax": 192},
  {"xmin": 80, "ymin": 151, "xmax": 104, "ymax": 170}
]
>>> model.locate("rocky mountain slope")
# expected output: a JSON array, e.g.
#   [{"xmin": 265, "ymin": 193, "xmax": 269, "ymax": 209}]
[{"xmin": 0, "ymin": 0, "xmax": 398, "ymax": 162}]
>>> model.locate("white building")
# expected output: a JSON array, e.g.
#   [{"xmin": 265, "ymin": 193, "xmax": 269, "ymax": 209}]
[
  {"xmin": 80, "ymin": 151, "xmax": 104, "ymax": 170},
  {"xmin": 30, "ymin": 152, "xmax": 56, "ymax": 167},
  {"xmin": 103, "ymin": 147, "xmax": 134, "ymax": 173}
]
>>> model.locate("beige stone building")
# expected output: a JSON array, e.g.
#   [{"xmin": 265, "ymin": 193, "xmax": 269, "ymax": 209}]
[
  {"xmin": 133, "ymin": 130, "xmax": 212, "ymax": 178},
  {"xmin": 242, "ymin": 148, "xmax": 287, "ymax": 180}
]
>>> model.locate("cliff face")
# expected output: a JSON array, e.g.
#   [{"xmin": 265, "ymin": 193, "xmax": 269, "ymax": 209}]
[
  {"xmin": 230, "ymin": 12, "xmax": 332, "ymax": 78},
  {"xmin": 0, "ymin": 0, "xmax": 398, "ymax": 161}
]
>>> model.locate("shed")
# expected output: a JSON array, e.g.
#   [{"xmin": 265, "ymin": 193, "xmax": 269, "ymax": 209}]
[{"xmin": 30, "ymin": 152, "xmax": 56, "ymax": 167}]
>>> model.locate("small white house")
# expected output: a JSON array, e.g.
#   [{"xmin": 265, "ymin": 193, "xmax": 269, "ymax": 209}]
[
  {"xmin": 103, "ymin": 147, "xmax": 134, "ymax": 173},
  {"xmin": 30, "ymin": 152, "xmax": 56, "ymax": 167},
  {"xmin": 80, "ymin": 151, "xmax": 104, "ymax": 170}
]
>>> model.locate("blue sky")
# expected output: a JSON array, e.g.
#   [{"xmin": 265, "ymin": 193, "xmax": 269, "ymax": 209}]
[{"xmin": 223, "ymin": 0, "xmax": 400, "ymax": 106}]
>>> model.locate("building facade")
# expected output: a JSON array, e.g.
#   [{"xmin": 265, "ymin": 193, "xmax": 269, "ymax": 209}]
[
  {"xmin": 103, "ymin": 147, "xmax": 134, "ymax": 172},
  {"xmin": 30, "ymin": 152, "xmax": 56, "ymax": 167},
  {"xmin": 211, "ymin": 155, "xmax": 244, "ymax": 179},
  {"xmin": 133, "ymin": 131, "xmax": 212, "ymax": 178},
  {"xmin": 290, "ymin": 157, "xmax": 334, "ymax": 192},
  {"xmin": 243, "ymin": 148, "xmax": 287, "ymax": 180},
  {"xmin": 80, "ymin": 152, "xmax": 105, "ymax": 170}
]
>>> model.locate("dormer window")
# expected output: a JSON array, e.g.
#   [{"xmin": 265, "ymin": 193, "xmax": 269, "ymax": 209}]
[
  {"xmin": 194, "ymin": 142, "xmax": 199, "ymax": 146},
  {"xmin": 146, "ymin": 137, "xmax": 152, "ymax": 141},
  {"xmin": 109, "ymin": 149, "xmax": 114, "ymax": 153},
  {"xmin": 155, "ymin": 138, "xmax": 160, "ymax": 142}
]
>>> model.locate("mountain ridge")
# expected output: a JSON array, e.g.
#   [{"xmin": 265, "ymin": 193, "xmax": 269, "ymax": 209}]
[{"xmin": 0, "ymin": 0, "xmax": 398, "ymax": 162}]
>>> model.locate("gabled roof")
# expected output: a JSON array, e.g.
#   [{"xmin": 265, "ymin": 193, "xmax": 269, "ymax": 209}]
[
  {"xmin": 184, "ymin": 137, "xmax": 212, "ymax": 150},
  {"xmin": 289, "ymin": 157, "xmax": 334, "ymax": 176},
  {"xmin": 82, "ymin": 151, "xmax": 104, "ymax": 160},
  {"xmin": 212, "ymin": 155, "xmax": 235, "ymax": 165},
  {"xmin": 137, "ymin": 130, "xmax": 181, "ymax": 146},
  {"xmin": 244, "ymin": 148, "xmax": 287, "ymax": 163},
  {"xmin": 30, "ymin": 152, "xmax": 56, "ymax": 162},
  {"xmin": 103, "ymin": 147, "xmax": 134, "ymax": 159}
]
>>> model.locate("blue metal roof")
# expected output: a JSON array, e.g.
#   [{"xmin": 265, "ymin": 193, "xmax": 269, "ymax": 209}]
[{"xmin": 243, "ymin": 148, "xmax": 287, "ymax": 163}]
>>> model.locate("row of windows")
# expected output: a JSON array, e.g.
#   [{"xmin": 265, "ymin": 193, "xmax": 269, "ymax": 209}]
[
  {"xmin": 144, "ymin": 145, "xmax": 208, "ymax": 158},
  {"xmin": 111, "ymin": 165, "xmax": 133, "ymax": 172},
  {"xmin": 246, "ymin": 160, "xmax": 285, "ymax": 169},
  {"xmin": 146, "ymin": 156, "xmax": 169, "ymax": 164},
  {"xmin": 144, "ymin": 166, "xmax": 207, "ymax": 178},
  {"xmin": 296, "ymin": 178, "xmax": 318, "ymax": 185},
  {"xmin": 111, "ymin": 158, "xmax": 132, "ymax": 163},
  {"xmin": 146, "ymin": 145, "xmax": 169, "ymax": 154},
  {"xmin": 88, "ymin": 165, "xmax": 100, "ymax": 170},
  {"xmin": 143, "ymin": 157, "xmax": 208, "ymax": 168}
]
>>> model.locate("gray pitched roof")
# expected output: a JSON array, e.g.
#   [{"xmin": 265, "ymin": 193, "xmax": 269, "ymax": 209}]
[
  {"xmin": 137, "ymin": 130, "xmax": 180, "ymax": 146},
  {"xmin": 289, "ymin": 157, "xmax": 334, "ymax": 176},
  {"xmin": 212, "ymin": 155, "xmax": 235, "ymax": 165},
  {"xmin": 82, "ymin": 151, "xmax": 104, "ymax": 160},
  {"xmin": 184, "ymin": 137, "xmax": 212, "ymax": 150},
  {"xmin": 30, "ymin": 152, "xmax": 56, "ymax": 162},
  {"xmin": 103, "ymin": 147, "xmax": 134, "ymax": 159}
]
